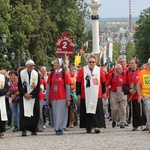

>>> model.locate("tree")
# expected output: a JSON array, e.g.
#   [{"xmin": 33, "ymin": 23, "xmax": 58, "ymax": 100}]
[
  {"xmin": 0, "ymin": 0, "xmax": 11, "ymax": 69},
  {"xmin": 126, "ymin": 41, "xmax": 135, "ymax": 62},
  {"xmin": 134, "ymin": 7, "xmax": 150, "ymax": 64},
  {"xmin": 113, "ymin": 42, "xmax": 120, "ymax": 62}
]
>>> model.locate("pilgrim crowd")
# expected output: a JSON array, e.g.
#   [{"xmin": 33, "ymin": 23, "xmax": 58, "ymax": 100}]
[{"xmin": 0, "ymin": 54, "xmax": 150, "ymax": 139}]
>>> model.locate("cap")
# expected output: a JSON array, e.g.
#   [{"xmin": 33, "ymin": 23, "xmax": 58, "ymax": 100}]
[
  {"xmin": 25, "ymin": 60, "xmax": 35, "ymax": 66},
  {"xmin": 148, "ymin": 58, "xmax": 150, "ymax": 64}
]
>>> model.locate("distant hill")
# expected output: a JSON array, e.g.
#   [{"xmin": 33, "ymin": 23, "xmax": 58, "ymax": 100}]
[
  {"xmin": 100, "ymin": 17, "xmax": 139, "ymax": 22},
  {"xmin": 85, "ymin": 17, "xmax": 139, "ymax": 23}
]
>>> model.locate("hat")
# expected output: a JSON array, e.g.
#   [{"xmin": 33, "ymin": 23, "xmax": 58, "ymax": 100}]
[
  {"xmin": 25, "ymin": 60, "xmax": 35, "ymax": 66},
  {"xmin": 148, "ymin": 58, "xmax": 150, "ymax": 64}
]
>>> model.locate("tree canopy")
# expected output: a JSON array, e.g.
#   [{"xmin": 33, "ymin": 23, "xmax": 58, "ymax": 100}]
[
  {"xmin": 134, "ymin": 7, "xmax": 150, "ymax": 64},
  {"xmin": 0, "ymin": 0, "xmax": 89, "ymax": 69}
]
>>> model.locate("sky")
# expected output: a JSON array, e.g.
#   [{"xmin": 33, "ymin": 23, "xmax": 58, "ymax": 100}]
[{"xmin": 92, "ymin": 0, "xmax": 150, "ymax": 18}]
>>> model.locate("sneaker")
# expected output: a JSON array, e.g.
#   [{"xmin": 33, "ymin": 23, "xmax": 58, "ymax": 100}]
[
  {"xmin": 31, "ymin": 132, "xmax": 37, "ymax": 136},
  {"xmin": 63, "ymin": 128, "xmax": 69, "ymax": 131},
  {"xmin": 0, "ymin": 132, "xmax": 4, "ymax": 139},
  {"xmin": 56, "ymin": 130, "xmax": 63, "ymax": 135},
  {"xmin": 112, "ymin": 121, "xmax": 116, "ymax": 128},
  {"xmin": 143, "ymin": 128, "xmax": 148, "ymax": 131},
  {"xmin": 22, "ymin": 130, "xmax": 27, "ymax": 136},
  {"xmin": 13, "ymin": 126, "xmax": 19, "ymax": 132},
  {"xmin": 70, "ymin": 124, "xmax": 74, "ymax": 128},
  {"xmin": 94, "ymin": 128, "xmax": 100, "ymax": 134},
  {"xmin": 86, "ymin": 128, "xmax": 92, "ymax": 133},
  {"xmin": 120, "ymin": 124, "xmax": 125, "ymax": 128},
  {"xmin": 37, "ymin": 128, "xmax": 43, "ymax": 132},
  {"xmin": 132, "ymin": 127, "xmax": 138, "ymax": 131},
  {"xmin": 125, "ymin": 123, "xmax": 129, "ymax": 127},
  {"xmin": 43, "ymin": 125, "xmax": 46, "ymax": 129}
]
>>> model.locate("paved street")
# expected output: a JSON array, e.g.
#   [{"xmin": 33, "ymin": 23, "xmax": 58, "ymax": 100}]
[{"xmin": 0, "ymin": 120, "xmax": 150, "ymax": 150}]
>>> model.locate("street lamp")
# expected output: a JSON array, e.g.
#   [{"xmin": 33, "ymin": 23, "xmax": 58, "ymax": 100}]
[
  {"xmin": 1, "ymin": 34, "xmax": 8, "ymax": 54},
  {"xmin": 2, "ymin": 34, "xmax": 7, "ymax": 44},
  {"xmin": 11, "ymin": 52, "xmax": 26, "ymax": 68}
]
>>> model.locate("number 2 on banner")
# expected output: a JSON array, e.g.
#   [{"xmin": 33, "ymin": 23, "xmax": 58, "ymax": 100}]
[{"xmin": 62, "ymin": 41, "xmax": 67, "ymax": 49}]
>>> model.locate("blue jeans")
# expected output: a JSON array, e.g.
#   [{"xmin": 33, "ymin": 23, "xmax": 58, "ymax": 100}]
[{"xmin": 11, "ymin": 102, "xmax": 20, "ymax": 127}]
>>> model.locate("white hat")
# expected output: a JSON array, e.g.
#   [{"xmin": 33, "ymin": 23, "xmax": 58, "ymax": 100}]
[
  {"xmin": 148, "ymin": 58, "xmax": 150, "ymax": 64},
  {"xmin": 25, "ymin": 60, "xmax": 35, "ymax": 66}
]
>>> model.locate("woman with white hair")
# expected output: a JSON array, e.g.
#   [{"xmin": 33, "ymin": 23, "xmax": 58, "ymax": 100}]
[{"xmin": 46, "ymin": 58, "xmax": 71, "ymax": 135}]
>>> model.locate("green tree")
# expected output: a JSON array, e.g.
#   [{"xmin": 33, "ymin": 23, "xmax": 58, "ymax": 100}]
[
  {"xmin": 113, "ymin": 42, "xmax": 120, "ymax": 62},
  {"xmin": 0, "ymin": 0, "xmax": 11, "ymax": 69},
  {"xmin": 134, "ymin": 7, "xmax": 150, "ymax": 64},
  {"xmin": 126, "ymin": 41, "xmax": 136, "ymax": 61}
]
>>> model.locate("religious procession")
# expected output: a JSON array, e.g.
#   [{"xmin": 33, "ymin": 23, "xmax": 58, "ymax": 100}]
[{"xmin": 0, "ymin": 53, "xmax": 150, "ymax": 139}]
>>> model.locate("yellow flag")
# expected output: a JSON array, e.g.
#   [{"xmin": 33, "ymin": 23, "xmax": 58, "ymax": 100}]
[{"xmin": 74, "ymin": 54, "xmax": 81, "ymax": 66}]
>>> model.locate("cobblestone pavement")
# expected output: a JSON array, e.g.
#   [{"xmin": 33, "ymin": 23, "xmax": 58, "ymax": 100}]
[{"xmin": 0, "ymin": 120, "xmax": 150, "ymax": 150}]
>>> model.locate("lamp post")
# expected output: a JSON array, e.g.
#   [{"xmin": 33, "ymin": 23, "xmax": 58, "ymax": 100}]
[
  {"xmin": 1, "ymin": 34, "xmax": 8, "ymax": 54},
  {"xmin": 11, "ymin": 52, "xmax": 26, "ymax": 68},
  {"xmin": 0, "ymin": 34, "xmax": 8, "ymax": 68}
]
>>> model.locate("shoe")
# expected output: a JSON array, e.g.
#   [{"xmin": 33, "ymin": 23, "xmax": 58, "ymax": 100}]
[
  {"xmin": 132, "ymin": 127, "xmax": 138, "ymax": 131},
  {"xmin": 43, "ymin": 125, "xmax": 46, "ymax": 129},
  {"xmin": 22, "ymin": 130, "xmax": 27, "ymax": 136},
  {"xmin": 70, "ymin": 124, "xmax": 74, "ymax": 128},
  {"xmin": 125, "ymin": 123, "xmax": 129, "ymax": 127},
  {"xmin": 112, "ymin": 121, "xmax": 116, "ymax": 128},
  {"xmin": 37, "ymin": 128, "xmax": 43, "ymax": 132},
  {"xmin": 127, "ymin": 120, "xmax": 131, "ymax": 124},
  {"xmin": 86, "ymin": 128, "xmax": 92, "ymax": 133},
  {"xmin": 109, "ymin": 118, "xmax": 112, "ymax": 121},
  {"xmin": 63, "ymin": 128, "xmax": 69, "ymax": 131},
  {"xmin": 0, "ymin": 132, "xmax": 4, "ymax": 139},
  {"xmin": 13, "ymin": 126, "xmax": 19, "ymax": 132},
  {"xmin": 56, "ymin": 130, "xmax": 63, "ymax": 135},
  {"xmin": 94, "ymin": 128, "xmax": 100, "ymax": 134},
  {"xmin": 31, "ymin": 132, "xmax": 37, "ymax": 135},
  {"xmin": 120, "ymin": 124, "xmax": 125, "ymax": 128}
]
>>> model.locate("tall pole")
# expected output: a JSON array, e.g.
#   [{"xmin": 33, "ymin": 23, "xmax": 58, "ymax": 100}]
[
  {"xmin": 129, "ymin": 0, "xmax": 132, "ymax": 31},
  {"xmin": 89, "ymin": 0, "xmax": 101, "ymax": 54}
]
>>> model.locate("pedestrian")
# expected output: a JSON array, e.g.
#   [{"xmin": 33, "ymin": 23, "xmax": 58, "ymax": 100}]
[
  {"xmin": 18, "ymin": 60, "xmax": 40, "ymax": 136},
  {"xmin": 46, "ymin": 58, "xmax": 71, "ymax": 135},
  {"xmin": 106, "ymin": 64, "xmax": 127, "ymax": 128},
  {"xmin": 9, "ymin": 70, "xmax": 20, "ymax": 132},
  {"xmin": 123, "ymin": 58, "xmax": 146, "ymax": 131},
  {"xmin": 137, "ymin": 58, "xmax": 150, "ymax": 133},
  {"xmin": 37, "ymin": 72, "xmax": 45, "ymax": 132},
  {"xmin": 0, "ymin": 71, "xmax": 9, "ymax": 138},
  {"xmin": 76, "ymin": 54, "xmax": 106, "ymax": 133}
]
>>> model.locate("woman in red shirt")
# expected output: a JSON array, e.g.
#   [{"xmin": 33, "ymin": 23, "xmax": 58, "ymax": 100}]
[
  {"xmin": 46, "ymin": 58, "xmax": 71, "ymax": 135},
  {"xmin": 9, "ymin": 71, "xmax": 20, "ymax": 132}
]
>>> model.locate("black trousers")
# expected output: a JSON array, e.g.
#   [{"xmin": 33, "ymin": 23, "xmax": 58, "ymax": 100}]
[
  {"xmin": 132, "ymin": 100, "xmax": 146, "ymax": 128},
  {"xmin": 80, "ymin": 98, "xmax": 106, "ymax": 129}
]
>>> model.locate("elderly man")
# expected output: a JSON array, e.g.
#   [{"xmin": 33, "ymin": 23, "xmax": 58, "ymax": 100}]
[
  {"xmin": 18, "ymin": 60, "xmax": 40, "ymax": 136},
  {"xmin": 106, "ymin": 64, "xmax": 127, "ymax": 128},
  {"xmin": 137, "ymin": 58, "xmax": 150, "ymax": 133},
  {"xmin": 76, "ymin": 54, "xmax": 106, "ymax": 133}
]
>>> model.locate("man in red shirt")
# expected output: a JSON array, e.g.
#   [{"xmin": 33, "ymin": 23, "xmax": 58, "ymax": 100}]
[
  {"xmin": 106, "ymin": 64, "xmax": 127, "ymax": 128},
  {"xmin": 76, "ymin": 54, "xmax": 106, "ymax": 133},
  {"xmin": 123, "ymin": 58, "xmax": 146, "ymax": 131}
]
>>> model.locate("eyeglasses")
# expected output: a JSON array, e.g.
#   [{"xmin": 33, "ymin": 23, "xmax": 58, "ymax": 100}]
[{"xmin": 88, "ymin": 61, "xmax": 95, "ymax": 64}]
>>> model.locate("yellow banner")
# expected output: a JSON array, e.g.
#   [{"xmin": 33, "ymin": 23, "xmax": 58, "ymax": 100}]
[{"xmin": 74, "ymin": 55, "xmax": 81, "ymax": 66}]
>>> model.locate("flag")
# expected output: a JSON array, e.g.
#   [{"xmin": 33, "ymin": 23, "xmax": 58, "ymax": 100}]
[
  {"xmin": 74, "ymin": 54, "xmax": 81, "ymax": 66},
  {"xmin": 99, "ymin": 45, "xmax": 104, "ymax": 53}
]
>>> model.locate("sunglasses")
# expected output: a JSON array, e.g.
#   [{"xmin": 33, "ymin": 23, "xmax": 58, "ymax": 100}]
[{"xmin": 88, "ymin": 61, "xmax": 95, "ymax": 64}]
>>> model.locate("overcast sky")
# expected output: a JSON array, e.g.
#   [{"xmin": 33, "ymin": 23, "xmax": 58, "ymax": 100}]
[{"xmin": 94, "ymin": 0, "xmax": 150, "ymax": 18}]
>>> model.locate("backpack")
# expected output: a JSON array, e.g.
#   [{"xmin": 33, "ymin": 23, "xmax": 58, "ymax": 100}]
[
  {"xmin": 111, "ymin": 72, "xmax": 124, "ymax": 85},
  {"xmin": 50, "ymin": 69, "xmax": 66, "ymax": 87}
]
